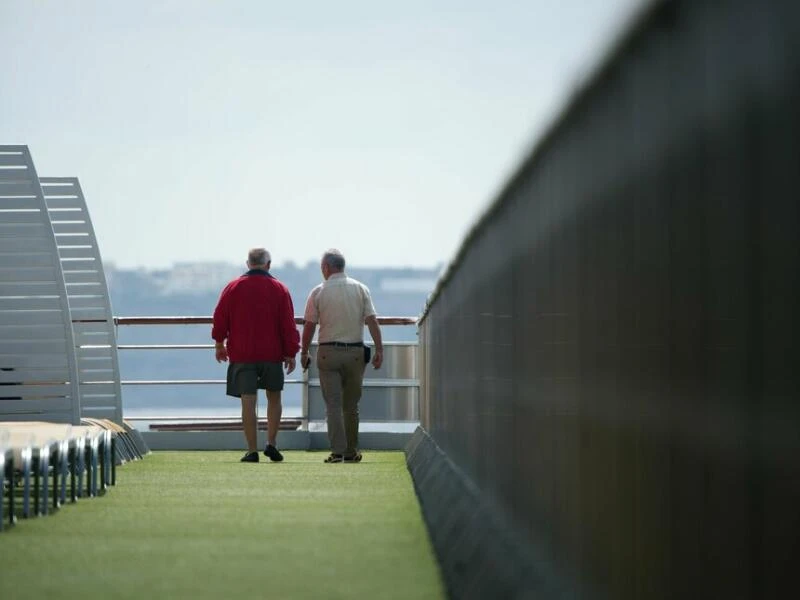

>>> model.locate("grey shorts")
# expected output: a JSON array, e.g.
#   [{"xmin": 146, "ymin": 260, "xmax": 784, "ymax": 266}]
[{"xmin": 226, "ymin": 361, "xmax": 284, "ymax": 397}]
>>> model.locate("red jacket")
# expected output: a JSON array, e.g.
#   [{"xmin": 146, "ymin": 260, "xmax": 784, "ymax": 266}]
[{"xmin": 212, "ymin": 270, "xmax": 300, "ymax": 363}]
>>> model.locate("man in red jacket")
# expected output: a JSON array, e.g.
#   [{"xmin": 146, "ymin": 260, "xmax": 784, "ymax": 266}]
[{"xmin": 212, "ymin": 248, "xmax": 300, "ymax": 463}]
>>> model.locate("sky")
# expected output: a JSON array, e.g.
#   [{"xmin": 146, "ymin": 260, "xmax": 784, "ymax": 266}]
[{"xmin": 1, "ymin": 0, "xmax": 644, "ymax": 270}]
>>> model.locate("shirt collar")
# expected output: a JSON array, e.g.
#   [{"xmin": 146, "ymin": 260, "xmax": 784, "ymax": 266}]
[{"xmin": 244, "ymin": 269, "xmax": 274, "ymax": 278}]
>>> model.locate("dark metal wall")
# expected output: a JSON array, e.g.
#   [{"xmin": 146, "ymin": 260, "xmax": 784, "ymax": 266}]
[{"xmin": 417, "ymin": 0, "xmax": 799, "ymax": 597}]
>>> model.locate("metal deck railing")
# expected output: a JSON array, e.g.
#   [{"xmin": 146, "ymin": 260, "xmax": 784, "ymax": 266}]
[{"xmin": 114, "ymin": 315, "xmax": 419, "ymax": 431}]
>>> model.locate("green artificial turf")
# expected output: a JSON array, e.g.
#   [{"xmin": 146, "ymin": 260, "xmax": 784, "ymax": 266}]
[{"xmin": 0, "ymin": 451, "xmax": 444, "ymax": 600}]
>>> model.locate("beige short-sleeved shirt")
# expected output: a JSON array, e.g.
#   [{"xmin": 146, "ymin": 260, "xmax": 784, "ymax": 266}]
[{"xmin": 303, "ymin": 272, "xmax": 377, "ymax": 343}]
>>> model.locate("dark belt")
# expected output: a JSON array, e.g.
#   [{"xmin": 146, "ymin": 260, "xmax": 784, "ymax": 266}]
[{"xmin": 319, "ymin": 341, "xmax": 364, "ymax": 347}]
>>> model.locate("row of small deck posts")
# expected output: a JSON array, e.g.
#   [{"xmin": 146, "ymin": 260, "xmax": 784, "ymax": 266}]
[{"xmin": 0, "ymin": 145, "xmax": 150, "ymax": 530}]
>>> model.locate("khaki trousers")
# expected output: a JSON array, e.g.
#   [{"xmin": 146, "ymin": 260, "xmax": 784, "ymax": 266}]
[{"xmin": 317, "ymin": 345, "xmax": 366, "ymax": 456}]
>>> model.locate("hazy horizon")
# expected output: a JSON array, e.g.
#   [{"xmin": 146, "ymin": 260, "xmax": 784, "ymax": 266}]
[{"xmin": 102, "ymin": 256, "xmax": 446, "ymax": 272}]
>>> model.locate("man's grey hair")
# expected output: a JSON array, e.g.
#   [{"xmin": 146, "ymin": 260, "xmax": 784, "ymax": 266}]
[
  {"xmin": 247, "ymin": 247, "xmax": 271, "ymax": 267},
  {"xmin": 322, "ymin": 248, "xmax": 346, "ymax": 272}
]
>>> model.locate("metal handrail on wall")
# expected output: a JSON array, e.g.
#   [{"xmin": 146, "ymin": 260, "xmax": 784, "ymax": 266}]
[{"xmin": 114, "ymin": 316, "xmax": 419, "ymax": 426}]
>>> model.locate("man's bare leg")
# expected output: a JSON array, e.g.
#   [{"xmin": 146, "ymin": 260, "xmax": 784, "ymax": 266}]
[
  {"xmin": 241, "ymin": 393, "xmax": 258, "ymax": 452},
  {"xmin": 266, "ymin": 390, "xmax": 282, "ymax": 447}
]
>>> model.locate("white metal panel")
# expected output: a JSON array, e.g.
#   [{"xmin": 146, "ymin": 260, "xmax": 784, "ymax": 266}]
[
  {"xmin": 69, "ymin": 300, "xmax": 106, "ymax": 312},
  {"xmin": 52, "ymin": 223, "xmax": 90, "ymax": 235},
  {"xmin": 0, "ymin": 367, "xmax": 70, "ymax": 382},
  {"xmin": 77, "ymin": 348, "xmax": 114, "ymax": 360},
  {"xmin": 0, "ymin": 353, "xmax": 70, "ymax": 369},
  {"xmin": 0, "ymin": 154, "xmax": 28, "ymax": 166},
  {"xmin": 0, "ymin": 197, "xmax": 39, "ymax": 210},
  {"xmin": 0, "ymin": 169, "xmax": 36, "ymax": 181},
  {"xmin": 65, "ymin": 283, "xmax": 103, "ymax": 295},
  {"xmin": 80, "ymin": 406, "xmax": 118, "ymax": 417},
  {"xmin": 0, "ymin": 182, "xmax": 39, "ymax": 196},
  {"xmin": 72, "ymin": 321, "xmax": 114, "ymax": 337},
  {"xmin": 56, "ymin": 247, "xmax": 96, "ymax": 259},
  {"xmin": 42, "ymin": 176, "xmax": 123, "ymax": 424},
  {"xmin": 69, "ymin": 308, "xmax": 108, "ymax": 322},
  {"xmin": 0, "ymin": 266, "xmax": 60, "ymax": 283},
  {"xmin": 0, "ymin": 296, "xmax": 62, "ymax": 311},
  {"xmin": 62, "ymin": 263, "xmax": 101, "ymax": 272},
  {"xmin": 78, "ymin": 367, "xmax": 114, "ymax": 379},
  {"xmin": 0, "ymin": 324, "xmax": 68, "ymax": 340},
  {"xmin": 0, "ymin": 237, "xmax": 53, "ymax": 252},
  {"xmin": 81, "ymin": 404, "xmax": 118, "ymax": 415},
  {"xmin": 77, "ymin": 365, "xmax": 113, "ymax": 378},
  {"xmin": 0, "ymin": 146, "xmax": 81, "ymax": 424},
  {"xmin": 2, "ymin": 384, "xmax": 74, "ymax": 397},
  {"xmin": 0, "ymin": 340, "xmax": 72, "ymax": 356},
  {"xmin": 0, "ymin": 211, "xmax": 51, "ymax": 225},
  {"xmin": 77, "ymin": 348, "xmax": 113, "ymax": 359},
  {"xmin": 78, "ymin": 337, "xmax": 115, "ymax": 362},
  {"xmin": 0, "ymin": 145, "xmax": 28, "ymax": 153},
  {"xmin": 37, "ymin": 188, "xmax": 78, "ymax": 200},
  {"xmin": 0, "ymin": 222, "xmax": 51, "ymax": 237},
  {"xmin": 0, "ymin": 281, "xmax": 61, "ymax": 296},
  {"xmin": 62, "ymin": 295, "xmax": 104, "ymax": 307},
  {"xmin": 0, "ymin": 253, "xmax": 57, "ymax": 268},
  {"xmin": 62, "ymin": 270, "xmax": 103, "ymax": 284},
  {"xmin": 65, "ymin": 279, "xmax": 102, "ymax": 288},
  {"xmin": 72, "ymin": 331, "xmax": 113, "ymax": 344},
  {"xmin": 0, "ymin": 399, "xmax": 73, "ymax": 421},
  {"xmin": 55, "ymin": 237, "xmax": 94, "ymax": 247},
  {"xmin": 79, "ymin": 382, "xmax": 117, "ymax": 397},
  {"xmin": 61, "ymin": 257, "xmax": 98, "ymax": 268},
  {"xmin": 0, "ymin": 310, "xmax": 68, "ymax": 326}
]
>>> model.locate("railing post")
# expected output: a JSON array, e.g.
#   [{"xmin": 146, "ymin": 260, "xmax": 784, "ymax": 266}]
[{"xmin": 300, "ymin": 352, "xmax": 310, "ymax": 431}]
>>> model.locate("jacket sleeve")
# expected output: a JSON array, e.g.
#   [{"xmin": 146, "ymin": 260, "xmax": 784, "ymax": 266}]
[
  {"xmin": 281, "ymin": 289, "xmax": 300, "ymax": 357},
  {"xmin": 211, "ymin": 285, "xmax": 231, "ymax": 343}
]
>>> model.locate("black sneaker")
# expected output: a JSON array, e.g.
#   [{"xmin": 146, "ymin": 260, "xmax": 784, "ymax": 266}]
[
  {"xmin": 240, "ymin": 451, "xmax": 259, "ymax": 463},
  {"xmin": 263, "ymin": 444, "xmax": 284, "ymax": 462},
  {"xmin": 324, "ymin": 453, "xmax": 343, "ymax": 463},
  {"xmin": 343, "ymin": 452, "xmax": 363, "ymax": 463}
]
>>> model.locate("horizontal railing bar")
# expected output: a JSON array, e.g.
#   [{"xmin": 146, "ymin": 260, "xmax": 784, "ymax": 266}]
[
  {"xmin": 118, "ymin": 344, "xmax": 215, "ymax": 350},
  {"xmin": 121, "ymin": 379, "xmax": 305, "ymax": 385},
  {"xmin": 123, "ymin": 416, "xmax": 417, "ymax": 423},
  {"xmin": 111, "ymin": 313, "xmax": 420, "ymax": 425},
  {"xmin": 121, "ymin": 379, "xmax": 417, "ymax": 386},
  {"xmin": 117, "ymin": 340, "xmax": 419, "ymax": 351},
  {"xmin": 124, "ymin": 415, "xmax": 304, "ymax": 421},
  {"xmin": 124, "ymin": 416, "xmax": 414, "ymax": 421},
  {"xmin": 114, "ymin": 315, "xmax": 417, "ymax": 326},
  {"xmin": 309, "ymin": 378, "xmax": 419, "ymax": 388}
]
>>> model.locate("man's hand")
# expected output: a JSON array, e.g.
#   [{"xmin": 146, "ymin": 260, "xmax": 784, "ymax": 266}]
[
  {"xmin": 371, "ymin": 349, "xmax": 383, "ymax": 370},
  {"xmin": 301, "ymin": 353, "xmax": 312, "ymax": 372},
  {"xmin": 365, "ymin": 316, "xmax": 383, "ymax": 370},
  {"xmin": 215, "ymin": 343, "xmax": 228, "ymax": 363},
  {"xmin": 284, "ymin": 356, "xmax": 296, "ymax": 375}
]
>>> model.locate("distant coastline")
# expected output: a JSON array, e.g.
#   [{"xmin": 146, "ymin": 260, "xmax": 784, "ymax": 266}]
[{"xmin": 106, "ymin": 261, "xmax": 442, "ymax": 319}]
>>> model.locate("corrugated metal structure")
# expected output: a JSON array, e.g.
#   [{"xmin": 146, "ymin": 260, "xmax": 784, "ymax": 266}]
[
  {"xmin": 42, "ymin": 177, "xmax": 124, "ymax": 424},
  {"xmin": 0, "ymin": 146, "xmax": 82, "ymax": 424},
  {"xmin": 416, "ymin": 0, "xmax": 799, "ymax": 597}
]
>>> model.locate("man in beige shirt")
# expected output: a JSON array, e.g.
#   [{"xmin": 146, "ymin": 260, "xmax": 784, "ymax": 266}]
[{"xmin": 301, "ymin": 249, "xmax": 383, "ymax": 463}]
